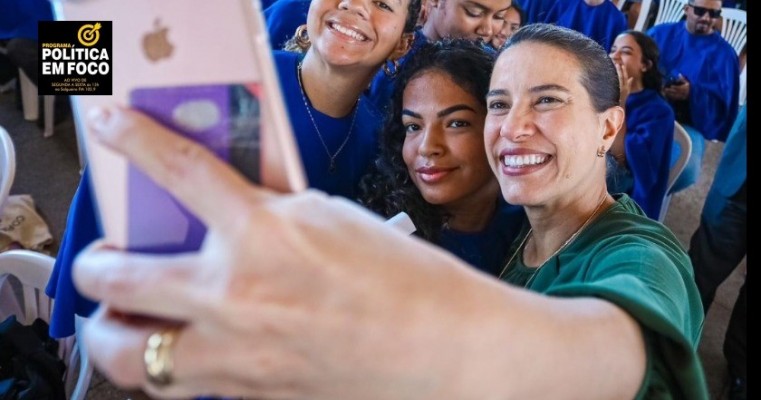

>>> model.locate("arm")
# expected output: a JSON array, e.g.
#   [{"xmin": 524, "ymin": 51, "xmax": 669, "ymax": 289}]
[{"xmin": 74, "ymin": 107, "xmax": 646, "ymax": 400}]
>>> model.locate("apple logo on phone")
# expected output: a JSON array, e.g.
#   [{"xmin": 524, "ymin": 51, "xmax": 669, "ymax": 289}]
[{"xmin": 142, "ymin": 18, "xmax": 173, "ymax": 62}]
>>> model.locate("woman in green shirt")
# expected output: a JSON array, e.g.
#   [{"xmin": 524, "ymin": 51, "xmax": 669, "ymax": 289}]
[{"xmin": 71, "ymin": 24, "xmax": 706, "ymax": 400}]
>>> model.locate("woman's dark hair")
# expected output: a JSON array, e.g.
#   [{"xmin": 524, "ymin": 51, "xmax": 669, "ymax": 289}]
[
  {"xmin": 359, "ymin": 39, "xmax": 496, "ymax": 242},
  {"xmin": 404, "ymin": 0, "xmax": 423, "ymax": 32},
  {"xmin": 502, "ymin": 23, "xmax": 620, "ymax": 112},
  {"xmin": 509, "ymin": 1, "xmax": 526, "ymax": 26},
  {"xmin": 619, "ymin": 30, "xmax": 663, "ymax": 90}
]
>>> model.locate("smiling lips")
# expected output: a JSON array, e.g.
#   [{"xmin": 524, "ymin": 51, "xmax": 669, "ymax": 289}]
[
  {"xmin": 498, "ymin": 152, "xmax": 551, "ymax": 176},
  {"xmin": 328, "ymin": 21, "xmax": 368, "ymax": 41},
  {"xmin": 415, "ymin": 166, "xmax": 457, "ymax": 183}
]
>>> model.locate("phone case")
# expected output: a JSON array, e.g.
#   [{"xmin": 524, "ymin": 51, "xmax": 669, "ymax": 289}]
[
  {"xmin": 53, "ymin": 0, "xmax": 306, "ymax": 251},
  {"xmin": 126, "ymin": 84, "xmax": 261, "ymax": 252}
]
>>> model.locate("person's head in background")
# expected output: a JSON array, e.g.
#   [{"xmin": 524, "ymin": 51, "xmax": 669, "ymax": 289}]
[
  {"xmin": 362, "ymin": 39, "xmax": 497, "ymax": 240},
  {"xmin": 485, "ymin": 23, "xmax": 623, "ymax": 206},
  {"xmin": 609, "ymin": 30, "xmax": 663, "ymax": 93},
  {"xmin": 685, "ymin": 0, "xmax": 722, "ymax": 35},
  {"xmin": 421, "ymin": 0, "xmax": 511, "ymax": 45},
  {"xmin": 288, "ymin": 0, "xmax": 421, "ymax": 75},
  {"xmin": 490, "ymin": 2, "xmax": 524, "ymax": 49}
]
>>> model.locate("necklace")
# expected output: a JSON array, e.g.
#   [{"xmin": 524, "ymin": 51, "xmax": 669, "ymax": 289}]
[
  {"xmin": 296, "ymin": 62, "xmax": 360, "ymax": 174},
  {"xmin": 497, "ymin": 195, "xmax": 609, "ymax": 287}
]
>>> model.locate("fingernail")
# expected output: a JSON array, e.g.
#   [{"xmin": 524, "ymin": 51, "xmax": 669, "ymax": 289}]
[{"xmin": 87, "ymin": 106, "xmax": 111, "ymax": 133}]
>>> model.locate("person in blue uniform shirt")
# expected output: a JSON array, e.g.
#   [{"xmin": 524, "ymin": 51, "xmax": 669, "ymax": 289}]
[
  {"xmin": 689, "ymin": 104, "xmax": 746, "ymax": 400},
  {"xmin": 607, "ymin": 30, "xmax": 674, "ymax": 220},
  {"xmin": 647, "ymin": 0, "xmax": 739, "ymax": 192},
  {"xmin": 370, "ymin": 0, "xmax": 511, "ymax": 110},
  {"xmin": 1, "ymin": 0, "xmax": 54, "ymax": 87},
  {"xmin": 45, "ymin": 0, "xmax": 422, "ymax": 339},
  {"xmin": 542, "ymin": 0, "xmax": 627, "ymax": 52},
  {"xmin": 513, "ymin": 0, "xmax": 555, "ymax": 23},
  {"xmin": 265, "ymin": 0, "xmax": 311, "ymax": 50},
  {"xmin": 361, "ymin": 39, "xmax": 523, "ymax": 275}
]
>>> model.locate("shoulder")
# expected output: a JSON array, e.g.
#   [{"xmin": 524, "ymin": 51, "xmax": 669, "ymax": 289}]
[
  {"xmin": 629, "ymin": 90, "xmax": 674, "ymax": 118},
  {"xmin": 647, "ymin": 22, "xmax": 679, "ymax": 37},
  {"xmin": 272, "ymin": 50, "xmax": 300, "ymax": 74},
  {"xmin": 710, "ymin": 32, "xmax": 739, "ymax": 55},
  {"xmin": 358, "ymin": 92, "xmax": 385, "ymax": 121}
]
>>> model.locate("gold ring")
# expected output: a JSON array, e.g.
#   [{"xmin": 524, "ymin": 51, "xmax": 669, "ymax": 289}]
[{"xmin": 143, "ymin": 327, "xmax": 181, "ymax": 387}]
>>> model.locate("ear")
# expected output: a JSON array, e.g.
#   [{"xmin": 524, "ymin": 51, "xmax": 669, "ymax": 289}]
[
  {"xmin": 601, "ymin": 106, "xmax": 625, "ymax": 146},
  {"xmin": 643, "ymin": 59, "xmax": 653, "ymax": 72},
  {"xmin": 389, "ymin": 32, "xmax": 415, "ymax": 61}
]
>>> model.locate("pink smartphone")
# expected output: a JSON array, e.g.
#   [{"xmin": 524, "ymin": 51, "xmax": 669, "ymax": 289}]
[{"xmin": 53, "ymin": 0, "xmax": 306, "ymax": 252}]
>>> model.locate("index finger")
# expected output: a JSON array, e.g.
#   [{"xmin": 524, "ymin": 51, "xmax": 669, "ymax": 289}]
[{"xmin": 87, "ymin": 106, "xmax": 273, "ymax": 230}]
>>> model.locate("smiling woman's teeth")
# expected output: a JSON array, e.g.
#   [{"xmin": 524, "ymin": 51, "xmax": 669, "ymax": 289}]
[
  {"xmin": 331, "ymin": 23, "xmax": 367, "ymax": 41},
  {"xmin": 502, "ymin": 154, "xmax": 548, "ymax": 167}
]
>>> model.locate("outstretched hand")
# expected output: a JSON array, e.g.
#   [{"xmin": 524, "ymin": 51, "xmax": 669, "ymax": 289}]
[{"xmin": 74, "ymin": 107, "xmax": 493, "ymax": 399}]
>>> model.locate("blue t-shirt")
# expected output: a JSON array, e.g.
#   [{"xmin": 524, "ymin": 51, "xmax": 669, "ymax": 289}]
[
  {"xmin": 543, "ymin": 0, "xmax": 627, "ymax": 51},
  {"xmin": 274, "ymin": 50, "xmax": 384, "ymax": 199},
  {"xmin": 438, "ymin": 200, "xmax": 524, "ymax": 276}
]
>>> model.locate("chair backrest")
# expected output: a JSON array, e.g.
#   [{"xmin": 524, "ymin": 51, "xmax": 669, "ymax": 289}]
[
  {"xmin": 633, "ymin": 0, "xmax": 654, "ymax": 30},
  {"xmin": 0, "ymin": 249, "xmax": 93, "ymax": 400},
  {"xmin": 659, "ymin": 121, "xmax": 692, "ymax": 221},
  {"xmin": 719, "ymin": 7, "xmax": 746, "ymax": 56},
  {"xmin": 1, "ymin": 125, "xmax": 16, "ymax": 215},
  {"xmin": 0, "ymin": 249, "xmax": 55, "ymax": 325},
  {"xmin": 653, "ymin": 0, "xmax": 688, "ymax": 27}
]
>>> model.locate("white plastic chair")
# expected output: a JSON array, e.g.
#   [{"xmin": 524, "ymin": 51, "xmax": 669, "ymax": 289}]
[
  {"xmin": 1, "ymin": 125, "xmax": 16, "ymax": 215},
  {"xmin": 0, "ymin": 250, "xmax": 93, "ymax": 400},
  {"xmin": 719, "ymin": 7, "xmax": 746, "ymax": 56},
  {"xmin": 633, "ymin": 0, "xmax": 654, "ymax": 30},
  {"xmin": 18, "ymin": 69, "xmax": 57, "ymax": 138},
  {"xmin": 658, "ymin": 121, "xmax": 692, "ymax": 222},
  {"xmin": 652, "ymin": 0, "xmax": 688, "ymax": 27}
]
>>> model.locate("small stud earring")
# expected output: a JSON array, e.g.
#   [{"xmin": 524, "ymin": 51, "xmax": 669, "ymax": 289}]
[{"xmin": 597, "ymin": 146, "xmax": 606, "ymax": 158}]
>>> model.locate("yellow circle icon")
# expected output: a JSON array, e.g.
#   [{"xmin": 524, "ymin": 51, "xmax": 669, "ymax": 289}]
[{"xmin": 78, "ymin": 23, "xmax": 101, "ymax": 47}]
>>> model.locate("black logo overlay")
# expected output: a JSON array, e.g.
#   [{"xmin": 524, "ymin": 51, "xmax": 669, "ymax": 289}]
[{"xmin": 38, "ymin": 21, "xmax": 112, "ymax": 95}]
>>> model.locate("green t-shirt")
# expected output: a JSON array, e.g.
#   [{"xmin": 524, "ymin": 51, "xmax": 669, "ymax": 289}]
[{"xmin": 500, "ymin": 194, "xmax": 708, "ymax": 399}]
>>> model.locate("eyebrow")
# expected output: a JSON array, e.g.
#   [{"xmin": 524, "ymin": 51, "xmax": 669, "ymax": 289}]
[
  {"xmin": 463, "ymin": 0, "xmax": 510, "ymax": 13},
  {"xmin": 437, "ymin": 104, "xmax": 477, "ymax": 117},
  {"xmin": 486, "ymin": 84, "xmax": 570, "ymax": 98},
  {"xmin": 402, "ymin": 104, "xmax": 478, "ymax": 118}
]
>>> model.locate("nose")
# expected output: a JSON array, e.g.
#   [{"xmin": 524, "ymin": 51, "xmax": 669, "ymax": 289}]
[
  {"xmin": 338, "ymin": 0, "xmax": 370, "ymax": 19},
  {"xmin": 476, "ymin": 17, "xmax": 494, "ymax": 40},
  {"xmin": 418, "ymin": 127, "xmax": 446, "ymax": 158},
  {"xmin": 609, "ymin": 50, "xmax": 621, "ymax": 62},
  {"xmin": 498, "ymin": 107, "xmax": 533, "ymax": 141}
]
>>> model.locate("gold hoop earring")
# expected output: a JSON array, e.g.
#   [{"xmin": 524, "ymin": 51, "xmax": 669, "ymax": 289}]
[
  {"xmin": 295, "ymin": 24, "xmax": 311, "ymax": 50},
  {"xmin": 383, "ymin": 58, "xmax": 400, "ymax": 77},
  {"xmin": 596, "ymin": 146, "xmax": 606, "ymax": 158}
]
